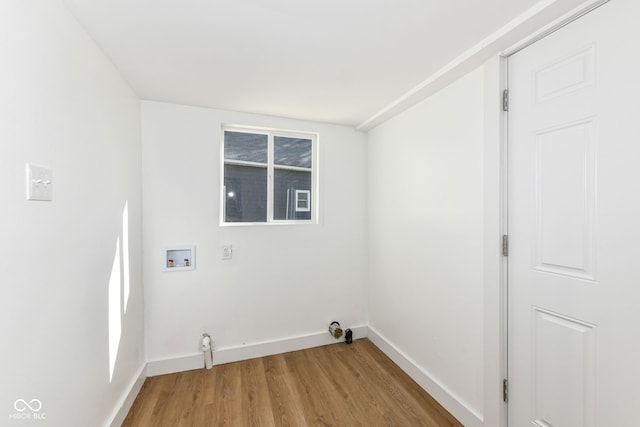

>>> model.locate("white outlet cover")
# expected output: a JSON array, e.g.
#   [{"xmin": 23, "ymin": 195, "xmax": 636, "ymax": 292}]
[
  {"xmin": 221, "ymin": 245, "xmax": 232, "ymax": 260},
  {"xmin": 26, "ymin": 163, "xmax": 53, "ymax": 201}
]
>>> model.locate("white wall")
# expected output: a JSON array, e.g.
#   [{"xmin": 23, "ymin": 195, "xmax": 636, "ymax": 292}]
[
  {"xmin": 367, "ymin": 67, "xmax": 486, "ymax": 425},
  {"xmin": 142, "ymin": 101, "xmax": 368, "ymax": 363},
  {"xmin": 0, "ymin": 1, "xmax": 144, "ymax": 426}
]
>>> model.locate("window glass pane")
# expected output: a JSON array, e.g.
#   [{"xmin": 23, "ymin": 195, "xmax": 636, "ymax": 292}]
[
  {"xmin": 224, "ymin": 131, "xmax": 268, "ymax": 163},
  {"xmin": 224, "ymin": 164, "xmax": 267, "ymax": 222},
  {"xmin": 273, "ymin": 169, "xmax": 312, "ymax": 220},
  {"xmin": 274, "ymin": 136, "xmax": 312, "ymax": 168}
]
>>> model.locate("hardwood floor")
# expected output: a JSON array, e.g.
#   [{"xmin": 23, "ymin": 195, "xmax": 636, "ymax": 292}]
[{"xmin": 122, "ymin": 339, "xmax": 462, "ymax": 426}]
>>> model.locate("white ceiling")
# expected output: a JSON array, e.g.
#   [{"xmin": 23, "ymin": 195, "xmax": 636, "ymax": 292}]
[{"xmin": 63, "ymin": 0, "xmax": 591, "ymax": 129}]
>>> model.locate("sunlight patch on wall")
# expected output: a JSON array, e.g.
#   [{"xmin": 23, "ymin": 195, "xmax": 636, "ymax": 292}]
[
  {"xmin": 108, "ymin": 238, "xmax": 121, "ymax": 382},
  {"xmin": 122, "ymin": 202, "xmax": 130, "ymax": 312}
]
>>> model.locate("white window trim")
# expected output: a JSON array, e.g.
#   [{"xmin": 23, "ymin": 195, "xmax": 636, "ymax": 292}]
[{"xmin": 220, "ymin": 124, "xmax": 319, "ymax": 226}]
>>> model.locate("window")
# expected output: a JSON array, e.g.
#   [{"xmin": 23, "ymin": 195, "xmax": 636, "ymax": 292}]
[
  {"xmin": 222, "ymin": 126, "xmax": 317, "ymax": 224},
  {"xmin": 295, "ymin": 190, "xmax": 310, "ymax": 212}
]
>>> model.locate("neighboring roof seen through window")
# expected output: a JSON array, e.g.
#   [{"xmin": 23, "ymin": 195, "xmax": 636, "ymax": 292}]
[
  {"xmin": 224, "ymin": 131, "xmax": 268, "ymax": 163},
  {"xmin": 274, "ymin": 136, "xmax": 312, "ymax": 168}
]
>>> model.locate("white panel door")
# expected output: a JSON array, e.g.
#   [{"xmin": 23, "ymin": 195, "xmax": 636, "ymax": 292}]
[{"xmin": 508, "ymin": 1, "xmax": 640, "ymax": 425}]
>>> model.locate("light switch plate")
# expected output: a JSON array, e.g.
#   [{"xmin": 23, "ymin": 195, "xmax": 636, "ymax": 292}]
[{"xmin": 26, "ymin": 163, "xmax": 53, "ymax": 201}]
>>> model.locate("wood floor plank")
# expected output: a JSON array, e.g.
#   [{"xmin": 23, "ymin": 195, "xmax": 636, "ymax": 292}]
[
  {"xmin": 263, "ymin": 354, "xmax": 308, "ymax": 426},
  {"xmin": 122, "ymin": 339, "xmax": 463, "ymax": 427},
  {"xmin": 148, "ymin": 376, "xmax": 180, "ymax": 427},
  {"xmin": 349, "ymin": 340, "xmax": 457, "ymax": 427},
  {"xmin": 357, "ymin": 340, "xmax": 462, "ymax": 426},
  {"xmin": 121, "ymin": 376, "xmax": 162, "ymax": 426},
  {"xmin": 284, "ymin": 349, "xmax": 341, "ymax": 426},
  {"xmin": 240, "ymin": 357, "xmax": 275, "ymax": 427},
  {"xmin": 308, "ymin": 344, "xmax": 390, "ymax": 426},
  {"xmin": 212, "ymin": 362, "xmax": 243, "ymax": 426}
]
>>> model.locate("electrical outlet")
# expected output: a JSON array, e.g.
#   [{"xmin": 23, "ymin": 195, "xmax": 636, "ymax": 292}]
[
  {"xmin": 221, "ymin": 245, "xmax": 233, "ymax": 261},
  {"xmin": 26, "ymin": 163, "xmax": 53, "ymax": 201}
]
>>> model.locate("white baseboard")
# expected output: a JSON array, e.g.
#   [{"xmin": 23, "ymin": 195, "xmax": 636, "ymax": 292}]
[
  {"xmin": 146, "ymin": 353, "xmax": 203, "ymax": 377},
  {"xmin": 146, "ymin": 325, "xmax": 368, "ymax": 377},
  {"xmin": 367, "ymin": 326, "xmax": 483, "ymax": 427},
  {"xmin": 108, "ymin": 364, "xmax": 147, "ymax": 427}
]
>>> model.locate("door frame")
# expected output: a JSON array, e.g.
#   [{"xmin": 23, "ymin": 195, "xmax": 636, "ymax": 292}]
[{"xmin": 484, "ymin": 1, "xmax": 611, "ymax": 426}]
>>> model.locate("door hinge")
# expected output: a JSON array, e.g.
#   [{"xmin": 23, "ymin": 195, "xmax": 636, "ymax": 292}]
[
  {"xmin": 503, "ymin": 378, "xmax": 509, "ymax": 402},
  {"xmin": 502, "ymin": 235, "xmax": 509, "ymax": 257},
  {"xmin": 502, "ymin": 89, "xmax": 509, "ymax": 111}
]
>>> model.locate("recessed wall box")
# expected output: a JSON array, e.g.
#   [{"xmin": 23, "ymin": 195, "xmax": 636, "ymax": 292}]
[{"xmin": 164, "ymin": 245, "xmax": 195, "ymax": 271}]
